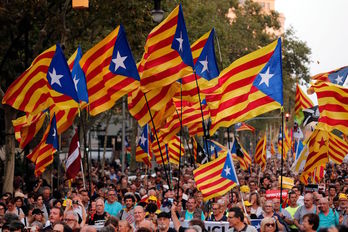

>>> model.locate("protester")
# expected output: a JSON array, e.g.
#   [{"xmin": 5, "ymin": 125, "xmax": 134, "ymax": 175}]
[
  {"xmin": 228, "ymin": 207, "xmax": 257, "ymax": 232},
  {"xmin": 88, "ymin": 198, "xmax": 108, "ymax": 227},
  {"xmin": 317, "ymin": 197, "xmax": 339, "ymax": 230},
  {"xmin": 207, "ymin": 203, "xmax": 227, "ymax": 221},
  {"xmin": 260, "ymin": 217, "xmax": 277, "ymax": 232},
  {"xmin": 302, "ymin": 213, "xmax": 319, "ymax": 232},
  {"xmin": 294, "ymin": 193, "xmax": 316, "ymax": 230}
]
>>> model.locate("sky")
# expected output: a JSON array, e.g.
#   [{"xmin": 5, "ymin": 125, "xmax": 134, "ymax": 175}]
[{"xmin": 275, "ymin": 0, "xmax": 348, "ymax": 76}]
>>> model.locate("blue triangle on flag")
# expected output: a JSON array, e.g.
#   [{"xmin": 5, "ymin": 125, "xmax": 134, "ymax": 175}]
[
  {"xmin": 171, "ymin": 4, "xmax": 193, "ymax": 68},
  {"xmin": 71, "ymin": 46, "xmax": 89, "ymax": 103},
  {"xmin": 252, "ymin": 38, "xmax": 283, "ymax": 105},
  {"xmin": 221, "ymin": 151, "xmax": 239, "ymax": 184},
  {"xmin": 47, "ymin": 44, "xmax": 79, "ymax": 102},
  {"xmin": 46, "ymin": 114, "xmax": 59, "ymax": 150},
  {"xmin": 109, "ymin": 25, "xmax": 140, "ymax": 81},
  {"xmin": 194, "ymin": 28, "xmax": 219, "ymax": 80},
  {"xmin": 138, "ymin": 124, "xmax": 149, "ymax": 153}
]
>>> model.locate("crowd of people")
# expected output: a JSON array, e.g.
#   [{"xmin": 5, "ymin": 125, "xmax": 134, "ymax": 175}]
[{"xmin": 0, "ymin": 158, "xmax": 347, "ymax": 232}]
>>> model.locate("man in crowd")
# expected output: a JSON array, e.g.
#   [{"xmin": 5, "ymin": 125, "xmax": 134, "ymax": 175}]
[
  {"xmin": 294, "ymin": 193, "xmax": 316, "ymax": 230},
  {"xmin": 157, "ymin": 211, "xmax": 176, "ymax": 232},
  {"xmin": 317, "ymin": 197, "xmax": 339, "ymax": 230},
  {"xmin": 180, "ymin": 197, "xmax": 205, "ymax": 221},
  {"xmin": 117, "ymin": 192, "xmax": 136, "ymax": 223},
  {"xmin": 88, "ymin": 198, "xmax": 108, "ymax": 227},
  {"xmin": 104, "ymin": 189, "xmax": 122, "ymax": 216},
  {"xmin": 228, "ymin": 207, "xmax": 257, "ymax": 232},
  {"xmin": 285, "ymin": 190, "xmax": 299, "ymax": 232},
  {"xmin": 134, "ymin": 205, "xmax": 146, "ymax": 229},
  {"xmin": 44, "ymin": 207, "xmax": 63, "ymax": 230}
]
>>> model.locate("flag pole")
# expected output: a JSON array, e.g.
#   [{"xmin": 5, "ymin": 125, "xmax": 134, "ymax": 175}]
[
  {"xmin": 80, "ymin": 159, "xmax": 86, "ymax": 189},
  {"xmin": 193, "ymin": 71, "xmax": 210, "ymax": 160},
  {"xmin": 280, "ymin": 108, "xmax": 284, "ymax": 208},
  {"xmin": 177, "ymin": 83, "xmax": 183, "ymax": 199},
  {"xmin": 143, "ymin": 92, "xmax": 171, "ymax": 188}
]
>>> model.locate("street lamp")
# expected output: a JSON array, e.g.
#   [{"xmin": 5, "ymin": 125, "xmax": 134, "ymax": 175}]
[{"xmin": 151, "ymin": 0, "xmax": 164, "ymax": 23}]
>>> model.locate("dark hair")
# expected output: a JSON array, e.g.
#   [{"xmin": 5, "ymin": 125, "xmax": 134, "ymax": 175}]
[
  {"xmin": 105, "ymin": 216, "xmax": 119, "ymax": 228},
  {"xmin": 137, "ymin": 227, "xmax": 152, "ymax": 232},
  {"xmin": 303, "ymin": 213, "xmax": 319, "ymax": 230},
  {"xmin": 51, "ymin": 206, "xmax": 64, "ymax": 216},
  {"xmin": 55, "ymin": 222, "xmax": 73, "ymax": 232},
  {"xmin": 229, "ymin": 207, "xmax": 244, "ymax": 222},
  {"xmin": 189, "ymin": 219, "xmax": 207, "ymax": 232},
  {"xmin": 124, "ymin": 193, "xmax": 136, "ymax": 202}
]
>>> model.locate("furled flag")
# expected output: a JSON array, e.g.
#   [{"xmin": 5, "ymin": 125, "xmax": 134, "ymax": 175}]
[
  {"xmin": 193, "ymin": 137, "xmax": 208, "ymax": 164},
  {"xmin": 312, "ymin": 66, "xmax": 348, "ymax": 86},
  {"xmin": 291, "ymin": 143, "xmax": 308, "ymax": 174},
  {"xmin": 125, "ymin": 137, "xmax": 131, "ymax": 153},
  {"xmin": 69, "ymin": 46, "xmax": 89, "ymax": 103},
  {"xmin": 138, "ymin": 4, "xmax": 193, "ymax": 92},
  {"xmin": 135, "ymin": 125, "xmax": 152, "ymax": 167},
  {"xmin": 193, "ymin": 152, "xmax": 237, "ymax": 201},
  {"xmin": 235, "ymin": 122, "xmax": 255, "ymax": 133},
  {"xmin": 302, "ymin": 129, "xmax": 329, "ymax": 175},
  {"xmin": 66, "ymin": 129, "xmax": 81, "ymax": 180},
  {"xmin": 231, "ymin": 138, "xmax": 251, "ymax": 171},
  {"xmin": 221, "ymin": 151, "xmax": 239, "ymax": 184},
  {"xmin": 270, "ymin": 142, "xmax": 276, "ymax": 156},
  {"xmin": 295, "ymin": 83, "xmax": 315, "ymax": 124},
  {"xmin": 207, "ymin": 38, "xmax": 283, "ymax": 135},
  {"xmin": 277, "ymin": 125, "xmax": 291, "ymax": 159},
  {"xmin": 312, "ymin": 81, "xmax": 348, "ymax": 134},
  {"xmin": 254, "ymin": 134, "xmax": 267, "ymax": 171},
  {"xmin": 79, "ymin": 24, "xmax": 139, "ymax": 116},
  {"xmin": 2, "ymin": 45, "xmax": 79, "ymax": 115},
  {"xmin": 27, "ymin": 114, "xmax": 59, "ymax": 176},
  {"xmin": 194, "ymin": 28, "xmax": 219, "ymax": 81},
  {"xmin": 204, "ymin": 139, "xmax": 226, "ymax": 159},
  {"xmin": 12, "ymin": 112, "xmax": 47, "ymax": 149}
]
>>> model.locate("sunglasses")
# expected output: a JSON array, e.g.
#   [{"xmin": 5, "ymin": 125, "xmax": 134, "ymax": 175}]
[{"xmin": 265, "ymin": 223, "xmax": 275, "ymax": 227}]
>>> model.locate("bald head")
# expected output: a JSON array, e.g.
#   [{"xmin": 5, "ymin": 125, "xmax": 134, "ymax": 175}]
[
  {"xmin": 304, "ymin": 193, "xmax": 314, "ymax": 208},
  {"xmin": 134, "ymin": 206, "xmax": 146, "ymax": 224}
]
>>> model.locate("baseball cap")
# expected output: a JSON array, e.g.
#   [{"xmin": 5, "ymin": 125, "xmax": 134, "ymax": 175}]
[{"xmin": 157, "ymin": 211, "xmax": 171, "ymax": 219}]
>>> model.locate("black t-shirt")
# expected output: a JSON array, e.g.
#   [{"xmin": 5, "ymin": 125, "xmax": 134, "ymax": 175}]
[
  {"xmin": 88, "ymin": 212, "xmax": 108, "ymax": 226},
  {"xmin": 157, "ymin": 228, "xmax": 177, "ymax": 232}
]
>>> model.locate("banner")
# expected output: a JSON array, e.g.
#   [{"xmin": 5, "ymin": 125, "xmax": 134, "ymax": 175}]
[{"xmin": 266, "ymin": 189, "xmax": 288, "ymax": 200}]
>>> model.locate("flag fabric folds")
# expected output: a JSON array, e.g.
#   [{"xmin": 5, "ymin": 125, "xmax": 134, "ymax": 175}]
[
  {"xmin": 328, "ymin": 132, "xmax": 348, "ymax": 164},
  {"xmin": 312, "ymin": 81, "xmax": 348, "ymax": 134},
  {"xmin": 206, "ymin": 38, "xmax": 283, "ymax": 135},
  {"xmin": 312, "ymin": 66, "xmax": 348, "ymax": 86},
  {"xmin": 70, "ymin": 46, "xmax": 89, "ymax": 103},
  {"xmin": 79, "ymin": 25, "xmax": 139, "ymax": 116},
  {"xmin": 135, "ymin": 125, "xmax": 152, "ymax": 167},
  {"xmin": 235, "ymin": 122, "xmax": 255, "ymax": 133},
  {"xmin": 2, "ymin": 45, "xmax": 79, "ymax": 115},
  {"xmin": 151, "ymin": 134, "xmax": 168, "ymax": 165},
  {"xmin": 295, "ymin": 83, "xmax": 315, "ymax": 123},
  {"xmin": 138, "ymin": 5, "xmax": 193, "ymax": 92},
  {"xmin": 254, "ymin": 134, "xmax": 267, "ymax": 171},
  {"xmin": 167, "ymin": 136, "xmax": 184, "ymax": 165},
  {"xmin": 221, "ymin": 151, "xmax": 239, "ymax": 184},
  {"xmin": 193, "ymin": 152, "xmax": 237, "ymax": 201},
  {"xmin": 66, "ymin": 129, "xmax": 81, "ymax": 180},
  {"xmin": 231, "ymin": 138, "xmax": 251, "ymax": 170}
]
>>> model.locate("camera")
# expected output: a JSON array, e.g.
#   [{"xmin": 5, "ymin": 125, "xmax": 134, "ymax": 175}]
[{"xmin": 72, "ymin": 200, "xmax": 79, "ymax": 205}]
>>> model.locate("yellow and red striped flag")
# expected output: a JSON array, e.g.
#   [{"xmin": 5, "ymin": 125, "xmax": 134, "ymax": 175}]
[
  {"xmin": 270, "ymin": 142, "xmax": 276, "ymax": 156},
  {"xmin": 151, "ymin": 134, "xmax": 168, "ymax": 165},
  {"xmin": 295, "ymin": 83, "xmax": 314, "ymax": 114},
  {"xmin": 193, "ymin": 152, "xmax": 237, "ymax": 201},
  {"xmin": 312, "ymin": 66, "xmax": 348, "ymax": 86},
  {"xmin": 206, "ymin": 39, "xmax": 283, "ymax": 135},
  {"xmin": 328, "ymin": 132, "xmax": 348, "ymax": 164},
  {"xmin": 12, "ymin": 112, "xmax": 46, "ymax": 149},
  {"xmin": 255, "ymin": 134, "xmax": 267, "ymax": 171},
  {"xmin": 168, "ymin": 136, "xmax": 184, "ymax": 165},
  {"xmin": 2, "ymin": 45, "xmax": 79, "ymax": 115},
  {"xmin": 312, "ymin": 81, "xmax": 348, "ymax": 134},
  {"xmin": 79, "ymin": 25, "xmax": 139, "ymax": 116},
  {"xmin": 277, "ymin": 125, "xmax": 291, "ymax": 159},
  {"xmin": 138, "ymin": 5, "xmax": 193, "ymax": 92},
  {"xmin": 302, "ymin": 129, "xmax": 329, "ymax": 175}
]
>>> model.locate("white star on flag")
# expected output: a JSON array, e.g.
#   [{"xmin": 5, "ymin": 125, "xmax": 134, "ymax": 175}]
[
  {"xmin": 73, "ymin": 75, "xmax": 79, "ymax": 92},
  {"xmin": 224, "ymin": 166, "xmax": 231, "ymax": 176},
  {"xmin": 210, "ymin": 145, "xmax": 215, "ymax": 152},
  {"xmin": 198, "ymin": 151, "xmax": 203, "ymax": 157},
  {"xmin": 176, "ymin": 31, "xmax": 184, "ymax": 52},
  {"xmin": 139, "ymin": 134, "xmax": 147, "ymax": 146},
  {"xmin": 259, "ymin": 67, "xmax": 274, "ymax": 87},
  {"xmin": 49, "ymin": 68, "xmax": 63, "ymax": 87},
  {"xmin": 336, "ymin": 75, "xmax": 344, "ymax": 84},
  {"xmin": 112, "ymin": 51, "xmax": 127, "ymax": 71},
  {"xmin": 199, "ymin": 56, "xmax": 209, "ymax": 73},
  {"xmin": 52, "ymin": 128, "xmax": 56, "ymax": 137}
]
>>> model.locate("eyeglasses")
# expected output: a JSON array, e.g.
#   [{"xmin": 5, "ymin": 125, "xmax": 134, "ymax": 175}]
[{"xmin": 265, "ymin": 223, "xmax": 275, "ymax": 227}]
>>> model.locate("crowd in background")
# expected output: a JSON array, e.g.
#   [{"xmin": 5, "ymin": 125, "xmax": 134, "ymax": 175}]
[{"xmin": 0, "ymin": 158, "xmax": 347, "ymax": 232}]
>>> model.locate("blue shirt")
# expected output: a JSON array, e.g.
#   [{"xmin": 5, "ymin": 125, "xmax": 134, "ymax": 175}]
[
  {"xmin": 318, "ymin": 208, "xmax": 339, "ymax": 230},
  {"xmin": 104, "ymin": 201, "xmax": 123, "ymax": 216},
  {"xmin": 184, "ymin": 211, "xmax": 205, "ymax": 221}
]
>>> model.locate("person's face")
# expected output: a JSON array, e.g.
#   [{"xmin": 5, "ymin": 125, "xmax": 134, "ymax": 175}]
[
  {"xmin": 329, "ymin": 188, "xmax": 336, "ymax": 196},
  {"xmin": 90, "ymin": 201, "xmax": 96, "ymax": 212},
  {"xmin": 125, "ymin": 199, "xmax": 134, "ymax": 209},
  {"xmin": 43, "ymin": 189, "xmax": 50, "ymax": 199},
  {"xmin": 187, "ymin": 199, "xmax": 196, "ymax": 211},
  {"xmin": 249, "ymin": 182, "xmax": 256, "ymax": 190},
  {"xmin": 50, "ymin": 208, "xmax": 62, "ymax": 224},
  {"xmin": 53, "ymin": 223, "xmax": 64, "ymax": 232},
  {"xmin": 272, "ymin": 199, "xmax": 280, "ymax": 211},
  {"xmin": 96, "ymin": 200, "xmax": 104, "ymax": 214},
  {"xmin": 0, "ymin": 205, "xmax": 5, "ymax": 216},
  {"xmin": 134, "ymin": 207, "xmax": 145, "ymax": 222},
  {"xmin": 302, "ymin": 217, "xmax": 312, "ymax": 232},
  {"xmin": 108, "ymin": 191, "xmax": 117, "ymax": 203},
  {"xmin": 157, "ymin": 217, "xmax": 169, "ymax": 231},
  {"xmin": 264, "ymin": 202, "xmax": 273, "ymax": 213},
  {"xmin": 264, "ymin": 221, "xmax": 276, "ymax": 232},
  {"xmin": 289, "ymin": 194, "xmax": 297, "ymax": 205},
  {"xmin": 304, "ymin": 195, "xmax": 313, "ymax": 208},
  {"xmin": 293, "ymin": 188, "xmax": 300, "ymax": 197},
  {"xmin": 34, "ymin": 213, "xmax": 43, "ymax": 221},
  {"xmin": 246, "ymin": 206, "xmax": 251, "ymax": 214},
  {"xmin": 15, "ymin": 198, "xmax": 22, "ymax": 207},
  {"xmin": 118, "ymin": 221, "xmax": 129, "ymax": 232},
  {"xmin": 80, "ymin": 192, "xmax": 89, "ymax": 203},
  {"xmin": 36, "ymin": 196, "xmax": 43, "ymax": 206},
  {"xmin": 64, "ymin": 214, "xmax": 78, "ymax": 229},
  {"xmin": 227, "ymin": 212, "xmax": 238, "ymax": 227},
  {"xmin": 7, "ymin": 202, "xmax": 14, "ymax": 211},
  {"xmin": 212, "ymin": 204, "xmax": 221, "ymax": 215},
  {"xmin": 318, "ymin": 199, "xmax": 329, "ymax": 212}
]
